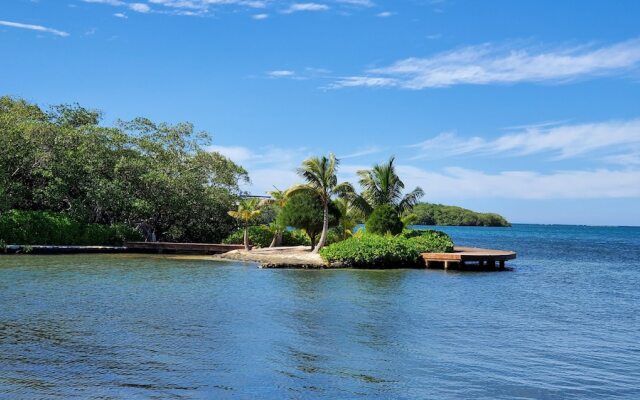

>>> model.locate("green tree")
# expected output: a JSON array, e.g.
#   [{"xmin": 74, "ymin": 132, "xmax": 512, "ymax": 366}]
[
  {"xmin": 287, "ymin": 153, "xmax": 354, "ymax": 253},
  {"xmin": 366, "ymin": 205, "xmax": 404, "ymax": 235},
  {"xmin": 277, "ymin": 192, "xmax": 340, "ymax": 250},
  {"xmin": 228, "ymin": 198, "xmax": 262, "ymax": 250},
  {"xmin": 0, "ymin": 96, "xmax": 249, "ymax": 243},
  {"xmin": 357, "ymin": 156, "xmax": 424, "ymax": 215}
]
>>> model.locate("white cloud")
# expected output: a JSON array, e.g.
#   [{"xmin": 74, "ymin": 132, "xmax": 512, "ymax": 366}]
[
  {"xmin": 332, "ymin": 38, "xmax": 640, "ymax": 89},
  {"xmin": 113, "ymin": 12, "xmax": 128, "ymax": 18},
  {"xmin": 84, "ymin": 0, "xmax": 378, "ymax": 17},
  {"xmin": 394, "ymin": 166, "xmax": 640, "ymax": 200},
  {"xmin": 207, "ymin": 143, "xmax": 640, "ymax": 200},
  {"xmin": 207, "ymin": 145, "xmax": 255, "ymax": 163},
  {"xmin": 337, "ymin": 0, "xmax": 374, "ymax": 7},
  {"xmin": 0, "ymin": 19, "xmax": 69, "ymax": 37},
  {"xmin": 409, "ymin": 118, "xmax": 640, "ymax": 161},
  {"xmin": 339, "ymin": 146, "xmax": 382, "ymax": 159},
  {"xmin": 129, "ymin": 2, "xmax": 151, "ymax": 12},
  {"xmin": 376, "ymin": 11, "xmax": 394, "ymax": 17},
  {"xmin": 283, "ymin": 3, "xmax": 330, "ymax": 13},
  {"xmin": 267, "ymin": 70, "xmax": 296, "ymax": 78}
]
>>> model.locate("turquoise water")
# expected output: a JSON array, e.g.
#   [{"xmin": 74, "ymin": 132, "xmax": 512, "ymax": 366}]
[{"xmin": 1, "ymin": 224, "xmax": 639, "ymax": 399}]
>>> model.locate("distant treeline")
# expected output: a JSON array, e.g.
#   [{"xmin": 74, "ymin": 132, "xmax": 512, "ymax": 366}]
[
  {"xmin": 0, "ymin": 96, "xmax": 248, "ymax": 244},
  {"xmin": 411, "ymin": 203, "xmax": 510, "ymax": 227}
]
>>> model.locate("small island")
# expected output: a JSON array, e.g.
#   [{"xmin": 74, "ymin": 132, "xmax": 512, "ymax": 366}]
[{"xmin": 0, "ymin": 97, "xmax": 515, "ymax": 270}]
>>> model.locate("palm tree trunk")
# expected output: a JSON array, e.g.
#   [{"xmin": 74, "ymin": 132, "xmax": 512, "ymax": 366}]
[
  {"xmin": 243, "ymin": 225, "xmax": 250, "ymax": 251},
  {"xmin": 269, "ymin": 233, "xmax": 277, "ymax": 248},
  {"xmin": 313, "ymin": 202, "xmax": 329, "ymax": 253}
]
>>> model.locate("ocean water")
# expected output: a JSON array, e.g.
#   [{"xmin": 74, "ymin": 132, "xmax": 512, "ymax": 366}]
[{"xmin": 0, "ymin": 224, "xmax": 639, "ymax": 399}]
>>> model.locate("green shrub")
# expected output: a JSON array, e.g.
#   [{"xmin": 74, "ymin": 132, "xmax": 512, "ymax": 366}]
[
  {"xmin": 365, "ymin": 205, "xmax": 403, "ymax": 235},
  {"xmin": 223, "ymin": 225, "xmax": 311, "ymax": 248},
  {"xmin": 0, "ymin": 210, "xmax": 142, "ymax": 245},
  {"xmin": 320, "ymin": 229, "xmax": 455, "ymax": 268},
  {"xmin": 320, "ymin": 234, "xmax": 423, "ymax": 268},
  {"xmin": 400, "ymin": 229, "xmax": 454, "ymax": 253}
]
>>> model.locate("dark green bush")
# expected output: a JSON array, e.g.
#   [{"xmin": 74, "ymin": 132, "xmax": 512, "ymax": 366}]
[
  {"xmin": 365, "ymin": 205, "xmax": 403, "ymax": 235},
  {"xmin": 320, "ymin": 229, "xmax": 455, "ymax": 268},
  {"xmin": 223, "ymin": 225, "xmax": 310, "ymax": 248},
  {"xmin": 400, "ymin": 229, "xmax": 454, "ymax": 253},
  {"xmin": 0, "ymin": 210, "xmax": 142, "ymax": 245},
  {"xmin": 320, "ymin": 234, "xmax": 423, "ymax": 268}
]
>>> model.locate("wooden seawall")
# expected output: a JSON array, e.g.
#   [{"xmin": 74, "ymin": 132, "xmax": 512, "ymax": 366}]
[
  {"xmin": 421, "ymin": 246, "xmax": 516, "ymax": 270},
  {"xmin": 125, "ymin": 242, "xmax": 245, "ymax": 254}
]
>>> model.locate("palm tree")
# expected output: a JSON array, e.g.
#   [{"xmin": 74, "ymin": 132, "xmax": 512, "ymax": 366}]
[
  {"xmin": 287, "ymin": 153, "xmax": 354, "ymax": 253},
  {"xmin": 333, "ymin": 198, "xmax": 362, "ymax": 240},
  {"xmin": 228, "ymin": 198, "xmax": 262, "ymax": 251},
  {"xmin": 357, "ymin": 156, "xmax": 424, "ymax": 214},
  {"xmin": 264, "ymin": 187, "xmax": 287, "ymax": 247}
]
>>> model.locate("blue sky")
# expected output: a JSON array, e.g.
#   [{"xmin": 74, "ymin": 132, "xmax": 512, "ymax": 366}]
[{"xmin": 2, "ymin": 0, "xmax": 640, "ymax": 225}]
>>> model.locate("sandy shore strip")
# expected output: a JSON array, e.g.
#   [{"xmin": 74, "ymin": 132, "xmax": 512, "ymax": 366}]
[{"xmin": 214, "ymin": 246, "xmax": 331, "ymax": 269}]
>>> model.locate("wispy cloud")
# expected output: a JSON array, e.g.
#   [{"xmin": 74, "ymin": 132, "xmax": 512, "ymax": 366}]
[
  {"xmin": 283, "ymin": 3, "xmax": 330, "ymax": 14},
  {"xmin": 409, "ymin": 118, "xmax": 640, "ymax": 161},
  {"xmin": 267, "ymin": 70, "xmax": 296, "ymax": 78},
  {"xmin": 113, "ymin": 12, "xmax": 128, "ymax": 18},
  {"xmin": 337, "ymin": 0, "xmax": 374, "ymax": 7},
  {"xmin": 207, "ymin": 143, "xmax": 640, "ymax": 200},
  {"xmin": 0, "ymin": 19, "xmax": 69, "ymax": 37},
  {"xmin": 376, "ymin": 11, "xmax": 394, "ymax": 17},
  {"xmin": 83, "ymin": 0, "xmax": 266, "ymax": 16},
  {"xmin": 332, "ymin": 38, "xmax": 640, "ymax": 89},
  {"xmin": 339, "ymin": 146, "xmax": 382, "ymax": 159},
  {"xmin": 84, "ymin": 0, "xmax": 380, "ymax": 17},
  {"xmin": 394, "ymin": 166, "xmax": 640, "ymax": 200},
  {"xmin": 83, "ymin": 0, "xmax": 152, "ymax": 13}
]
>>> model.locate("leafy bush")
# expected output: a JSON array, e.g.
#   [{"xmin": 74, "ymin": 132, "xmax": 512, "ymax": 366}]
[
  {"xmin": 0, "ymin": 210, "xmax": 142, "ymax": 245},
  {"xmin": 320, "ymin": 234, "xmax": 423, "ymax": 268},
  {"xmin": 223, "ymin": 225, "xmax": 311, "ymax": 248},
  {"xmin": 399, "ymin": 229, "xmax": 454, "ymax": 253},
  {"xmin": 320, "ymin": 229, "xmax": 455, "ymax": 268},
  {"xmin": 365, "ymin": 205, "xmax": 403, "ymax": 235}
]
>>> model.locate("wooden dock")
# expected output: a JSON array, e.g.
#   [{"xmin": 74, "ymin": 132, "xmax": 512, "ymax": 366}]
[
  {"xmin": 124, "ymin": 242, "xmax": 245, "ymax": 254},
  {"xmin": 421, "ymin": 246, "xmax": 516, "ymax": 270}
]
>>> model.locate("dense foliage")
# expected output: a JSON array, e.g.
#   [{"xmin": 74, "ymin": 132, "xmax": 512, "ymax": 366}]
[
  {"xmin": 365, "ymin": 205, "xmax": 404, "ymax": 235},
  {"xmin": 0, "ymin": 96, "xmax": 248, "ymax": 243},
  {"xmin": 223, "ymin": 225, "xmax": 310, "ymax": 248},
  {"xmin": 399, "ymin": 229, "xmax": 455, "ymax": 253},
  {"xmin": 411, "ymin": 203, "xmax": 510, "ymax": 227},
  {"xmin": 320, "ymin": 229, "xmax": 454, "ymax": 268},
  {"xmin": 320, "ymin": 234, "xmax": 423, "ymax": 268},
  {"xmin": 277, "ymin": 192, "xmax": 340, "ymax": 248},
  {"xmin": 0, "ymin": 210, "xmax": 142, "ymax": 245}
]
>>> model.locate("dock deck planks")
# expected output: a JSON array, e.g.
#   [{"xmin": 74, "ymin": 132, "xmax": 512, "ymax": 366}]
[{"xmin": 421, "ymin": 246, "xmax": 516, "ymax": 269}]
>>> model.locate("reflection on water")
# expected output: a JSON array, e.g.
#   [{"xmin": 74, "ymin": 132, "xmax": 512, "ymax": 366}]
[{"xmin": 1, "ymin": 225, "xmax": 640, "ymax": 398}]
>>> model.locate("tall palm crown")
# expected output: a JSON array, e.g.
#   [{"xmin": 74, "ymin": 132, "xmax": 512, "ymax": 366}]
[
  {"xmin": 357, "ymin": 156, "xmax": 424, "ymax": 214},
  {"xmin": 288, "ymin": 153, "xmax": 354, "ymax": 252},
  {"xmin": 294, "ymin": 153, "xmax": 354, "ymax": 202},
  {"xmin": 228, "ymin": 198, "xmax": 261, "ymax": 224}
]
